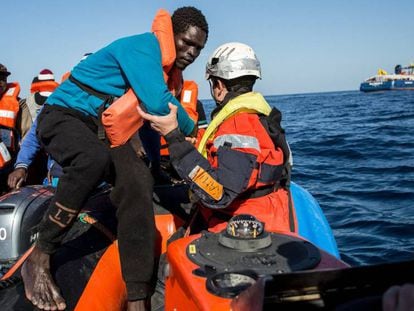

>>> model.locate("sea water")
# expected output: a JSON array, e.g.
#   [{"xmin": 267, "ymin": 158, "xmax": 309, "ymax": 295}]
[{"xmin": 202, "ymin": 90, "xmax": 414, "ymax": 266}]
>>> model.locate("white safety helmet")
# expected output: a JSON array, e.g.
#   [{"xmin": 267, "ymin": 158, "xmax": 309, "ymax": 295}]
[{"xmin": 205, "ymin": 42, "xmax": 261, "ymax": 80}]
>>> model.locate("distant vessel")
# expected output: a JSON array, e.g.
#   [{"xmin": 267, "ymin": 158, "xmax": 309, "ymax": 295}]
[{"xmin": 360, "ymin": 63, "xmax": 414, "ymax": 92}]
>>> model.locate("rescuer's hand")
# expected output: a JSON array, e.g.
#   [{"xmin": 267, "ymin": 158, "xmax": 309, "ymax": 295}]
[{"xmin": 137, "ymin": 103, "xmax": 179, "ymax": 136}]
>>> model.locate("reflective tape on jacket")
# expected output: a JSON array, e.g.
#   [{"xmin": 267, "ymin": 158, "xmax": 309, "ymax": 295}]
[
  {"xmin": 213, "ymin": 134, "xmax": 260, "ymax": 152},
  {"xmin": 0, "ymin": 110, "xmax": 16, "ymax": 120}
]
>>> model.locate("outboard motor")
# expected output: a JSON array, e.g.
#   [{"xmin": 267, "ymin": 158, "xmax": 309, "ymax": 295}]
[
  {"xmin": 0, "ymin": 182, "xmax": 191, "ymax": 265},
  {"xmin": 0, "ymin": 186, "xmax": 54, "ymax": 263}
]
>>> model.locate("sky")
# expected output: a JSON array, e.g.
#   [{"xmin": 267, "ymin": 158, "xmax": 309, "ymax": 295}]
[{"xmin": 3, "ymin": 0, "xmax": 414, "ymax": 99}]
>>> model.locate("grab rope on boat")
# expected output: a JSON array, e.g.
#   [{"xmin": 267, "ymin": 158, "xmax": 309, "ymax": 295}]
[{"xmin": 78, "ymin": 212, "xmax": 116, "ymax": 242}]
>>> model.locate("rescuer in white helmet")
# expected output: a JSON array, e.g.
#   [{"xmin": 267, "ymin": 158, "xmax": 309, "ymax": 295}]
[{"xmin": 137, "ymin": 42, "xmax": 296, "ymax": 235}]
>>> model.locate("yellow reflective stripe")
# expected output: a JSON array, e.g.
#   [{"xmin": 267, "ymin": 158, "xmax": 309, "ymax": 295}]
[{"xmin": 188, "ymin": 165, "xmax": 223, "ymax": 201}]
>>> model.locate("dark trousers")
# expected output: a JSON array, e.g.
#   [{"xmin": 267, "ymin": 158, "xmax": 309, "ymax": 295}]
[
  {"xmin": 139, "ymin": 121, "xmax": 161, "ymax": 165},
  {"xmin": 36, "ymin": 105, "xmax": 155, "ymax": 300}
]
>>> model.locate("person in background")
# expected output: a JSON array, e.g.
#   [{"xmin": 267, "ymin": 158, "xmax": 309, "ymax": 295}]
[
  {"xmin": 137, "ymin": 42, "xmax": 296, "ymax": 235},
  {"xmin": 18, "ymin": 69, "xmax": 59, "ymax": 139},
  {"xmin": 7, "ymin": 115, "xmax": 59, "ymax": 189},
  {"xmin": 9, "ymin": 57, "xmax": 92, "ymax": 190},
  {"xmin": 21, "ymin": 7, "xmax": 208, "ymax": 311},
  {"xmin": 0, "ymin": 63, "xmax": 21, "ymax": 194},
  {"xmin": 7, "ymin": 70, "xmax": 59, "ymax": 188}
]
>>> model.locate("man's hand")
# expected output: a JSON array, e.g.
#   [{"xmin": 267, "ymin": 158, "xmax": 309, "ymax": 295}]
[
  {"xmin": 8, "ymin": 168, "xmax": 27, "ymax": 189},
  {"xmin": 137, "ymin": 103, "xmax": 179, "ymax": 136},
  {"xmin": 185, "ymin": 137, "xmax": 197, "ymax": 145}
]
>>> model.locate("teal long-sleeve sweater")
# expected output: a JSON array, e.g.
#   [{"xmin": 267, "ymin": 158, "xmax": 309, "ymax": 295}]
[{"xmin": 46, "ymin": 33, "xmax": 194, "ymax": 135}]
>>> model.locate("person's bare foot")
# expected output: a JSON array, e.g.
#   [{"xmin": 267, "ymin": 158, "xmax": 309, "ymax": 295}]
[
  {"xmin": 127, "ymin": 300, "xmax": 149, "ymax": 311},
  {"xmin": 21, "ymin": 246, "xmax": 66, "ymax": 310}
]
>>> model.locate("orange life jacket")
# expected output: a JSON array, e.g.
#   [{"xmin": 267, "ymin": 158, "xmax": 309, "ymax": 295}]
[
  {"xmin": 160, "ymin": 80, "xmax": 199, "ymax": 156},
  {"xmin": 102, "ymin": 8, "xmax": 183, "ymax": 147},
  {"xmin": 0, "ymin": 82, "xmax": 20, "ymax": 129},
  {"xmin": 0, "ymin": 82, "xmax": 20, "ymax": 167},
  {"xmin": 30, "ymin": 80, "xmax": 59, "ymax": 94}
]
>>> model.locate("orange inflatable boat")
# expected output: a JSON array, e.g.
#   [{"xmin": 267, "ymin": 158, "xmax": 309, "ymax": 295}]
[{"xmin": 0, "ymin": 185, "xmax": 413, "ymax": 310}]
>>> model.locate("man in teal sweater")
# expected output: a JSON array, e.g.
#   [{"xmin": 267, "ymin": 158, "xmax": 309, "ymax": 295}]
[{"xmin": 21, "ymin": 7, "xmax": 208, "ymax": 311}]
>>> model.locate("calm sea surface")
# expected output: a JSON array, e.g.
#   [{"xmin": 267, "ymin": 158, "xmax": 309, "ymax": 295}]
[{"xmin": 202, "ymin": 90, "xmax": 414, "ymax": 266}]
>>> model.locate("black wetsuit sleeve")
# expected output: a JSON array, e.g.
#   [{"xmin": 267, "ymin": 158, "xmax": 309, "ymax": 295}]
[{"xmin": 165, "ymin": 129, "xmax": 257, "ymax": 209}]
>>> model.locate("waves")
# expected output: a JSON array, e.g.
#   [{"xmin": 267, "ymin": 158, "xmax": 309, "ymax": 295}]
[{"xmin": 266, "ymin": 90, "xmax": 414, "ymax": 266}]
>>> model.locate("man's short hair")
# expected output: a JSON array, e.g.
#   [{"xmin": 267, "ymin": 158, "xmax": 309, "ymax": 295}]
[{"xmin": 172, "ymin": 6, "xmax": 209, "ymax": 41}]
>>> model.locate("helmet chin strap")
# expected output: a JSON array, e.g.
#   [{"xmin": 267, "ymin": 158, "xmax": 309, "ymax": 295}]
[{"xmin": 214, "ymin": 97, "xmax": 223, "ymax": 107}]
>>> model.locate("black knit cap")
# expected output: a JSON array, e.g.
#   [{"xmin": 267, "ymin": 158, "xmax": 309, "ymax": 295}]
[{"xmin": 0, "ymin": 64, "xmax": 11, "ymax": 77}]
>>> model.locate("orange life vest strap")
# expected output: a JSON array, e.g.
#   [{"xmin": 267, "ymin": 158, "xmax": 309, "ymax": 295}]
[
  {"xmin": 61, "ymin": 72, "xmax": 70, "ymax": 82},
  {"xmin": 152, "ymin": 8, "xmax": 176, "ymax": 73},
  {"xmin": 180, "ymin": 80, "xmax": 199, "ymax": 122},
  {"xmin": 2, "ymin": 82, "xmax": 20, "ymax": 98}
]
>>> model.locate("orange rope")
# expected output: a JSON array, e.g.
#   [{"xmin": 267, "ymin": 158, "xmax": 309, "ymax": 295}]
[{"xmin": 0, "ymin": 245, "xmax": 34, "ymax": 280}]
